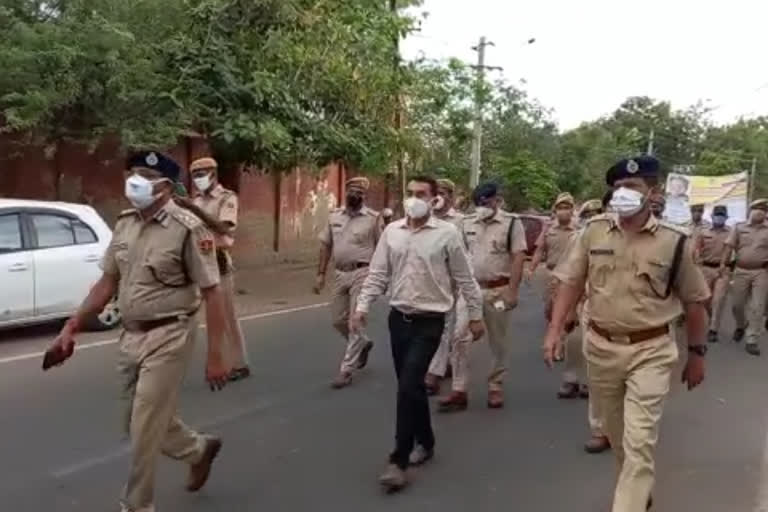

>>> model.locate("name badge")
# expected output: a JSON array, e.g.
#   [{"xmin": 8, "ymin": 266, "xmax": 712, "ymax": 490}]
[
  {"xmin": 589, "ymin": 249, "xmax": 614, "ymax": 255},
  {"xmin": 332, "ymin": 223, "xmax": 343, "ymax": 228}
]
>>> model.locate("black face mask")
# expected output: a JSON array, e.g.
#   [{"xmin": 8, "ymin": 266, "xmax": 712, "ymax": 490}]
[{"xmin": 346, "ymin": 195, "xmax": 363, "ymax": 209}]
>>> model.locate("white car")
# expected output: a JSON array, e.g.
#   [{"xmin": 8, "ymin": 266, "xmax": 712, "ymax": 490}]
[{"xmin": 0, "ymin": 199, "xmax": 121, "ymax": 330}]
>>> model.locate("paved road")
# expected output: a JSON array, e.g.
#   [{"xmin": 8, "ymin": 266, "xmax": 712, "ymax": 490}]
[{"xmin": 1, "ymin": 284, "xmax": 767, "ymax": 512}]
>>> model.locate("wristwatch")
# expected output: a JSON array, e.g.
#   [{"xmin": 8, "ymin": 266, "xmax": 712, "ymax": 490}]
[{"xmin": 688, "ymin": 344, "xmax": 708, "ymax": 357}]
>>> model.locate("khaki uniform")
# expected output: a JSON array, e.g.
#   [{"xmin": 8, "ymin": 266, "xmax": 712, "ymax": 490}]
[
  {"xmin": 428, "ymin": 208, "xmax": 466, "ymax": 378},
  {"xmin": 193, "ymin": 184, "xmax": 247, "ymax": 368},
  {"xmin": 320, "ymin": 206, "xmax": 382, "ymax": 374},
  {"xmin": 536, "ymin": 222, "xmax": 580, "ymax": 383},
  {"xmin": 459, "ymin": 210, "xmax": 527, "ymax": 391},
  {"xmin": 102, "ymin": 200, "xmax": 220, "ymax": 512},
  {"xmin": 727, "ymin": 222, "xmax": 768, "ymax": 346},
  {"xmin": 696, "ymin": 225, "xmax": 732, "ymax": 332},
  {"xmin": 579, "ymin": 299, "xmax": 604, "ymax": 437},
  {"xmin": 554, "ymin": 213, "xmax": 709, "ymax": 512}
]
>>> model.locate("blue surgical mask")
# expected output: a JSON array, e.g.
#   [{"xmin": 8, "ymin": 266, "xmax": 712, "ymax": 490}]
[{"xmin": 712, "ymin": 214, "xmax": 727, "ymax": 227}]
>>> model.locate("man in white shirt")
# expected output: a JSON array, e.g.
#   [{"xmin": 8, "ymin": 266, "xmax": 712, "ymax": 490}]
[{"xmin": 350, "ymin": 175, "xmax": 485, "ymax": 492}]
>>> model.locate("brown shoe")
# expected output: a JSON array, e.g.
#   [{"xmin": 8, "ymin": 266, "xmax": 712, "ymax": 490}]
[
  {"xmin": 186, "ymin": 437, "xmax": 222, "ymax": 492},
  {"xmin": 438, "ymin": 391, "xmax": 468, "ymax": 412},
  {"xmin": 425, "ymin": 373, "xmax": 441, "ymax": 396},
  {"xmin": 584, "ymin": 435, "xmax": 610, "ymax": 454},
  {"xmin": 331, "ymin": 372, "xmax": 352, "ymax": 389},
  {"xmin": 557, "ymin": 382, "xmax": 580, "ymax": 399},
  {"xmin": 487, "ymin": 390, "xmax": 504, "ymax": 409},
  {"xmin": 379, "ymin": 464, "xmax": 408, "ymax": 492}
]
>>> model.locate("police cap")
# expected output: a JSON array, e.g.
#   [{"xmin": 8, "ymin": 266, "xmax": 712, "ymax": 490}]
[
  {"xmin": 126, "ymin": 151, "xmax": 181, "ymax": 182},
  {"xmin": 750, "ymin": 198, "xmax": 768, "ymax": 211},
  {"xmin": 712, "ymin": 205, "xmax": 728, "ymax": 216},
  {"xmin": 606, "ymin": 156, "xmax": 660, "ymax": 187},
  {"xmin": 472, "ymin": 182, "xmax": 499, "ymax": 205}
]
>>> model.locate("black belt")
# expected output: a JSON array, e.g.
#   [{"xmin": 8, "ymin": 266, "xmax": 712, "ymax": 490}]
[
  {"xmin": 336, "ymin": 262, "xmax": 369, "ymax": 272},
  {"xmin": 123, "ymin": 316, "xmax": 183, "ymax": 333},
  {"xmin": 701, "ymin": 262, "xmax": 720, "ymax": 268},
  {"xmin": 392, "ymin": 308, "xmax": 445, "ymax": 321}
]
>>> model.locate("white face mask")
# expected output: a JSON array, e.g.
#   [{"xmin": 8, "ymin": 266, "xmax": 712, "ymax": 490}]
[
  {"xmin": 193, "ymin": 174, "xmax": 212, "ymax": 192},
  {"xmin": 609, "ymin": 187, "xmax": 646, "ymax": 218},
  {"xmin": 475, "ymin": 206, "xmax": 495, "ymax": 220},
  {"xmin": 404, "ymin": 197, "xmax": 431, "ymax": 219},
  {"xmin": 125, "ymin": 174, "xmax": 163, "ymax": 210}
]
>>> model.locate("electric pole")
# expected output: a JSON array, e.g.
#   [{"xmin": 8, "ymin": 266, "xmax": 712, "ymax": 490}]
[
  {"xmin": 389, "ymin": 0, "xmax": 404, "ymax": 211},
  {"xmin": 469, "ymin": 37, "xmax": 502, "ymax": 189},
  {"xmin": 646, "ymin": 128, "xmax": 655, "ymax": 155}
]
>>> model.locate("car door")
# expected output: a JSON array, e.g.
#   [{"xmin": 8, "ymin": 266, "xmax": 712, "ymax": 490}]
[
  {"xmin": 0, "ymin": 212, "xmax": 34, "ymax": 323},
  {"xmin": 28, "ymin": 211, "xmax": 104, "ymax": 317}
]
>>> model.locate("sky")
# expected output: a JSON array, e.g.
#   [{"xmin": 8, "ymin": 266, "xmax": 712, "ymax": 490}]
[{"xmin": 401, "ymin": 0, "xmax": 768, "ymax": 131}]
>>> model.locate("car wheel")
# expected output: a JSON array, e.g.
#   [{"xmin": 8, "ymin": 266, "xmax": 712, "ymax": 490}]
[{"xmin": 86, "ymin": 299, "xmax": 121, "ymax": 331}]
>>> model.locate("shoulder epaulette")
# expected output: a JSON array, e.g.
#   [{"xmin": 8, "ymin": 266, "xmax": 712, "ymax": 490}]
[
  {"xmin": 658, "ymin": 221, "xmax": 690, "ymax": 237},
  {"xmin": 169, "ymin": 207, "xmax": 203, "ymax": 230},
  {"xmin": 117, "ymin": 208, "xmax": 138, "ymax": 219}
]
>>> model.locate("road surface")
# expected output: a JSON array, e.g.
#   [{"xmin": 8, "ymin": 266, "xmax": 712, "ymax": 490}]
[{"xmin": 0, "ymin": 284, "xmax": 767, "ymax": 511}]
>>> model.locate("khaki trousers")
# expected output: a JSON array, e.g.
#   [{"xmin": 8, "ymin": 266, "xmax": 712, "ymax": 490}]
[
  {"xmin": 700, "ymin": 266, "xmax": 729, "ymax": 332},
  {"xmin": 220, "ymin": 272, "xmax": 248, "ymax": 368},
  {"xmin": 117, "ymin": 319, "xmax": 206, "ymax": 512},
  {"xmin": 427, "ymin": 302, "xmax": 457, "ymax": 377},
  {"xmin": 331, "ymin": 267, "xmax": 371, "ymax": 374},
  {"xmin": 731, "ymin": 268, "xmax": 768, "ymax": 346},
  {"xmin": 585, "ymin": 328, "xmax": 678, "ymax": 512},
  {"xmin": 545, "ymin": 273, "xmax": 579, "ymax": 384},
  {"xmin": 453, "ymin": 287, "xmax": 514, "ymax": 392},
  {"xmin": 578, "ymin": 306, "xmax": 603, "ymax": 436}
]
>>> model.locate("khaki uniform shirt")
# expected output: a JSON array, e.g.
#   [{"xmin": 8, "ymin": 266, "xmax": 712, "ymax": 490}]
[
  {"xmin": 535, "ymin": 222, "xmax": 578, "ymax": 269},
  {"xmin": 102, "ymin": 200, "xmax": 220, "ymax": 322},
  {"xmin": 726, "ymin": 222, "xmax": 768, "ymax": 269},
  {"xmin": 193, "ymin": 184, "xmax": 238, "ymax": 245},
  {"xmin": 319, "ymin": 206, "xmax": 382, "ymax": 268},
  {"xmin": 554, "ymin": 213, "xmax": 710, "ymax": 333},
  {"xmin": 461, "ymin": 210, "xmax": 528, "ymax": 282},
  {"xmin": 357, "ymin": 216, "xmax": 483, "ymax": 321},
  {"xmin": 192, "ymin": 184, "xmax": 239, "ymax": 267},
  {"xmin": 697, "ymin": 225, "xmax": 732, "ymax": 265},
  {"xmin": 436, "ymin": 208, "xmax": 464, "ymax": 230}
]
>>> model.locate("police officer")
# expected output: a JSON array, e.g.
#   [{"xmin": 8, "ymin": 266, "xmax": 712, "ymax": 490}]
[
  {"xmin": 696, "ymin": 205, "xmax": 731, "ymax": 343},
  {"xmin": 721, "ymin": 198, "xmax": 768, "ymax": 355},
  {"xmin": 686, "ymin": 203, "xmax": 711, "ymax": 239},
  {"xmin": 528, "ymin": 192, "xmax": 579, "ymax": 396},
  {"xmin": 441, "ymin": 183, "xmax": 527, "ymax": 410},
  {"xmin": 425, "ymin": 178, "xmax": 465, "ymax": 395},
  {"xmin": 545, "ymin": 156, "xmax": 709, "ymax": 512},
  {"xmin": 575, "ymin": 199, "xmax": 611, "ymax": 453},
  {"xmin": 46, "ymin": 151, "xmax": 230, "ymax": 512},
  {"xmin": 315, "ymin": 177, "xmax": 382, "ymax": 388},
  {"xmin": 177, "ymin": 157, "xmax": 250, "ymax": 380}
]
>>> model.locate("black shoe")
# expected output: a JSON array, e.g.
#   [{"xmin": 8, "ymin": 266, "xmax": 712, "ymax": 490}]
[
  {"xmin": 647, "ymin": 495, "xmax": 653, "ymax": 510},
  {"xmin": 707, "ymin": 330, "xmax": 719, "ymax": 343},
  {"xmin": 357, "ymin": 341, "xmax": 374, "ymax": 369},
  {"xmin": 228, "ymin": 366, "xmax": 251, "ymax": 381},
  {"xmin": 733, "ymin": 328, "xmax": 745, "ymax": 343},
  {"xmin": 746, "ymin": 344, "xmax": 761, "ymax": 356}
]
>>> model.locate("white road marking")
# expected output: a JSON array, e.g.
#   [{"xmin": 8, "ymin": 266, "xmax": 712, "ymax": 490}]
[
  {"xmin": 51, "ymin": 399, "xmax": 274, "ymax": 478},
  {"xmin": 0, "ymin": 302, "xmax": 330, "ymax": 365}
]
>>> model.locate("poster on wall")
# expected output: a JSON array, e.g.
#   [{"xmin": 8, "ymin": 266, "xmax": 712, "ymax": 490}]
[{"xmin": 664, "ymin": 171, "xmax": 749, "ymax": 226}]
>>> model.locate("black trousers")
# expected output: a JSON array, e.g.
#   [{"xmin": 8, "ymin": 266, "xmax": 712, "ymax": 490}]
[{"xmin": 388, "ymin": 308, "xmax": 445, "ymax": 469}]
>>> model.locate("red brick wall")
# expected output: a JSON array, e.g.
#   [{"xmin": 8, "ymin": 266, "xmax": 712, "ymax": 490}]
[
  {"xmin": 0, "ymin": 135, "xmax": 209, "ymax": 226},
  {"xmin": 0, "ymin": 135, "xmax": 391, "ymax": 265}
]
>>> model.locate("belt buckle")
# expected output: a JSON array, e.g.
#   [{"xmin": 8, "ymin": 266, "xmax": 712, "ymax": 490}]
[{"xmin": 612, "ymin": 333, "xmax": 632, "ymax": 345}]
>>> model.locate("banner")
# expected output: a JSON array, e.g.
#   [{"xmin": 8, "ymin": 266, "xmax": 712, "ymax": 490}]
[{"xmin": 664, "ymin": 171, "xmax": 748, "ymax": 226}]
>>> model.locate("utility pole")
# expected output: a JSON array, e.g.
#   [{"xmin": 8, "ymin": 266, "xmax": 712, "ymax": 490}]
[
  {"xmin": 469, "ymin": 37, "xmax": 502, "ymax": 190},
  {"xmin": 389, "ymin": 0, "xmax": 403, "ymax": 211},
  {"xmin": 749, "ymin": 156, "xmax": 757, "ymax": 205},
  {"xmin": 646, "ymin": 128, "xmax": 655, "ymax": 155}
]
